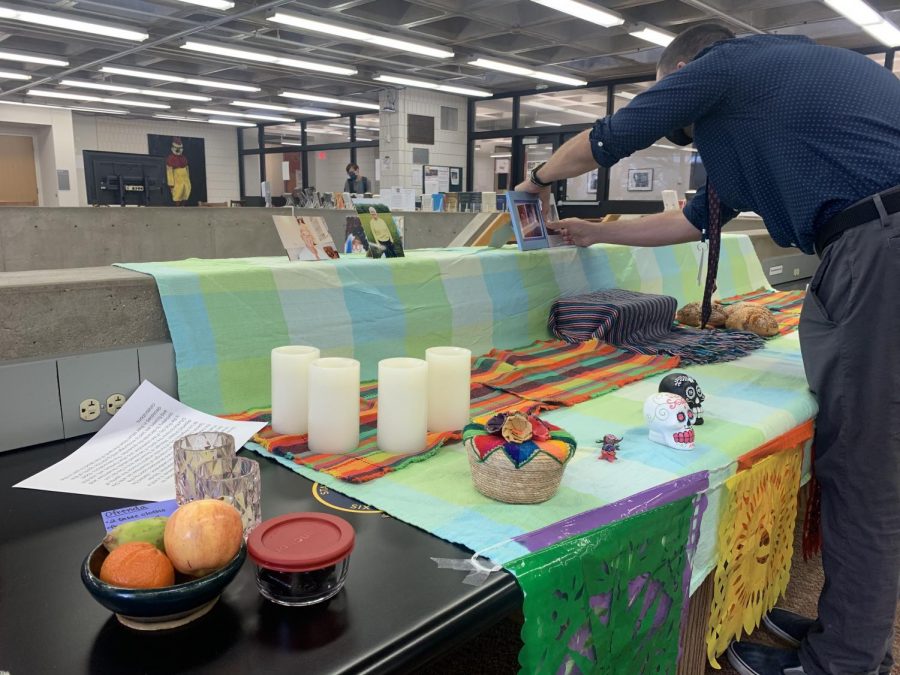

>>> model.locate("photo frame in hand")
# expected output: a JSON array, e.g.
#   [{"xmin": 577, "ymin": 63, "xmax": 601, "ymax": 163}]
[{"xmin": 506, "ymin": 191, "xmax": 550, "ymax": 251}]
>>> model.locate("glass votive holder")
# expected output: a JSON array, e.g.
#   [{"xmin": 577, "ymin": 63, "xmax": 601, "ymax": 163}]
[
  {"xmin": 196, "ymin": 456, "xmax": 262, "ymax": 539},
  {"xmin": 173, "ymin": 432, "xmax": 235, "ymax": 504},
  {"xmin": 248, "ymin": 513, "xmax": 355, "ymax": 607}
]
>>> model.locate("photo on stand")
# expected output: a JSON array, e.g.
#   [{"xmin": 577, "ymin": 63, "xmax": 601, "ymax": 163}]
[
  {"xmin": 344, "ymin": 216, "xmax": 369, "ymax": 254},
  {"xmin": 354, "ymin": 203, "xmax": 405, "ymax": 258},
  {"xmin": 273, "ymin": 215, "xmax": 340, "ymax": 261},
  {"xmin": 506, "ymin": 191, "xmax": 550, "ymax": 251}
]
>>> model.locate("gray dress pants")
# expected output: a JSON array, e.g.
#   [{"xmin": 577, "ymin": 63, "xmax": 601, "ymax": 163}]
[{"xmin": 798, "ymin": 200, "xmax": 900, "ymax": 675}]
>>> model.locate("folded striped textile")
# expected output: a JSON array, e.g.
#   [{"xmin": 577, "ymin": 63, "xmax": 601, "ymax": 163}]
[
  {"xmin": 226, "ymin": 339, "xmax": 678, "ymax": 484},
  {"xmin": 719, "ymin": 288, "xmax": 806, "ymax": 335},
  {"xmin": 472, "ymin": 339, "xmax": 679, "ymax": 407},
  {"xmin": 549, "ymin": 289, "xmax": 766, "ymax": 365}
]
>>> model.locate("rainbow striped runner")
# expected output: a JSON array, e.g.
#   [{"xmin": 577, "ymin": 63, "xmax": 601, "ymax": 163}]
[{"xmin": 226, "ymin": 339, "xmax": 678, "ymax": 484}]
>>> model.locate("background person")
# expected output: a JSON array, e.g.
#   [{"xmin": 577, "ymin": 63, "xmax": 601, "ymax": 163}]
[
  {"xmin": 516, "ymin": 23, "xmax": 900, "ymax": 675},
  {"xmin": 344, "ymin": 163, "xmax": 370, "ymax": 194}
]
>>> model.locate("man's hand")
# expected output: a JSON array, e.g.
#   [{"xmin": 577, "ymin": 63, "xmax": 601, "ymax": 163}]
[
  {"xmin": 548, "ymin": 218, "xmax": 601, "ymax": 247},
  {"xmin": 512, "ymin": 179, "xmax": 551, "ymax": 216}
]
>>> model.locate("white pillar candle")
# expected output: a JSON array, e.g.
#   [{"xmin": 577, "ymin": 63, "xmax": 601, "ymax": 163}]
[
  {"xmin": 271, "ymin": 346, "xmax": 320, "ymax": 435},
  {"xmin": 426, "ymin": 346, "xmax": 472, "ymax": 432},
  {"xmin": 307, "ymin": 358, "xmax": 361, "ymax": 454},
  {"xmin": 377, "ymin": 358, "xmax": 429, "ymax": 454}
]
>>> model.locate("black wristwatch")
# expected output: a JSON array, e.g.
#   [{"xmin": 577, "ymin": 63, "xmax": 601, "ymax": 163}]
[{"xmin": 529, "ymin": 161, "xmax": 553, "ymax": 188}]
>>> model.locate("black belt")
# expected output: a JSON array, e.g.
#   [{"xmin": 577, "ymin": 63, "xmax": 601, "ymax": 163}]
[{"xmin": 815, "ymin": 184, "xmax": 900, "ymax": 257}]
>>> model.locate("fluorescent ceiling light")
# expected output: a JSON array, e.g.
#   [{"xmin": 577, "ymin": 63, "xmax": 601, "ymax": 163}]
[
  {"xmin": 469, "ymin": 58, "xmax": 587, "ymax": 87},
  {"xmin": 228, "ymin": 100, "xmax": 339, "ymax": 117},
  {"xmin": 528, "ymin": 0, "xmax": 623, "ymax": 28},
  {"xmin": 629, "ymin": 26, "xmax": 675, "ymax": 47},
  {"xmin": 190, "ymin": 107, "xmax": 294, "ymax": 122},
  {"xmin": 862, "ymin": 19, "xmax": 900, "ymax": 46},
  {"xmin": 60, "ymin": 80, "xmax": 211, "ymax": 101},
  {"xmin": 0, "ymin": 70, "xmax": 31, "ymax": 80},
  {"xmin": 154, "ymin": 114, "xmax": 209, "ymax": 123},
  {"xmin": 374, "ymin": 74, "xmax": 491, "ymax": 97},
  {"xmin": 175, "ymin": 0, "xmax": 235, "ymax": 9},
  {"xmin": 0, "ymin": 49, "xmax": 68, "ymax": 67},
  {"xmin": 328, "ymin": 123, "xmax": 379, "ymax": 131},
  {"xmin": 0, "ymin": 6, "xmax": 147, "ymax": 41},
  {"xmin": 280, "ymin": 141, "xmax": 304, "ymax": 146},
  {"xmin": 356, "ymin": 137, "xmax": 374, "ymax": 142},
  {"xmin": 279, "ymin": 90, "xmax": 380, "ymax": 110},
  {"xmin": 208, "ymin": 119, "xmax": 255, "ymax": 127},
  {"xmin": 100, "ymin": 66, "xmax": 260, "ymax": 92},
  {"xmin": 823, "ymin": 0, "xmax": 884, "ymax": 26},
  {"xmin": 181, "ymin": 40, "xmax": 357, "ymax": 76},
  {"xmin": 615, "ymin": 91, "xmax": 637, "ymax": 100},
  {"xmin": 27, "ymin": 90, "xmax": 170, "ymax": 109},
  {"xmin": 534, "ymin": 120, "xmax": 562, "ymax": 126},
  {"xmin": 0, "ymin": 100, "xmax": 127, "ymax": 114},
  {"xmin": 268, "ymin": 12, "xmax": 454, "ymax": 59},
  {"xmin": 490, "ymin": 153, "xmax": 512, "ymax": 158}
]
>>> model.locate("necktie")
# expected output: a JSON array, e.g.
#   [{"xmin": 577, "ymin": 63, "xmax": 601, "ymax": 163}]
[{"xmin": 700, "ymin": 181, "xmax": 722, "ymax": 329}]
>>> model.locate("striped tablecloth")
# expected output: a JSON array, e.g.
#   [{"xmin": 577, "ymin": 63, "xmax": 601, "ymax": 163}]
[{"xmin": 119, "ymin": 235, "xmax": 768, "ymax": 415}]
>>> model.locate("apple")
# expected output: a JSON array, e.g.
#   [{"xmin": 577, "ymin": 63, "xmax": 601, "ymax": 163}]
[{"xmin": 164, "ymin": 499, "xmax": 243, "ymax": 576}]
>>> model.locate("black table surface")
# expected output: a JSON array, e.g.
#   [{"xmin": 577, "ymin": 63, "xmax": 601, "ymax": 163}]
[{"xmin": 0, "ymin": 439, "xmax": 521, "ymax": 674}]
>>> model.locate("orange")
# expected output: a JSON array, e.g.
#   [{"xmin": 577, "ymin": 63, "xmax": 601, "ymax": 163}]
[{"xmin": 99, "ymin": 541, "xmax": 175, "ymax": 589}]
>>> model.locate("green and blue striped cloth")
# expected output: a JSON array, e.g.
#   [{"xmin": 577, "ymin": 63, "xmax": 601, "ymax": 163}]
[{"xmin": 120, "ymin": 235, "xmax": 768, "ymax": 415}]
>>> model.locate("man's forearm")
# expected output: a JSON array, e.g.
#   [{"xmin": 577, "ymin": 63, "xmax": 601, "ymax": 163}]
[
  {"xmin": 535, "ymin": 129, "xmax": 599, "ymax": 182},
  {"xmin": 594, "ymin": 212, "xmax": 701, "ymax": 247}
]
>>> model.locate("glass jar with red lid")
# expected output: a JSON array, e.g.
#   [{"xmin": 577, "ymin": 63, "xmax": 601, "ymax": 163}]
[{"xmin": 247, "ymin": 512, "xmax": 355, "ymax": 606}]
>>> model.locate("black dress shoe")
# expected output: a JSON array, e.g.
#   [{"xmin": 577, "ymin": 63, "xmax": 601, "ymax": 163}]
[
  {"xmin": 727, "ymin": 641, "xmax": 804, "ymax": 675},
  {"xmin": 762, "ymin": 607, "xmax": 814, "ymax": 647}
]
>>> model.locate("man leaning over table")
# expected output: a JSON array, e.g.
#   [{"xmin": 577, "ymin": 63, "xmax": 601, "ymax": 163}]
[{"xmin": 515, "ymin": 23, "xmax": 900, "ymax": 675}]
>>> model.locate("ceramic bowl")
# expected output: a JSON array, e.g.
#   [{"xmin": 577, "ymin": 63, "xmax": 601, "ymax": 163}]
[{"xmin": 81, "ymin": 543, "xmax": 246, "ymax": 630}]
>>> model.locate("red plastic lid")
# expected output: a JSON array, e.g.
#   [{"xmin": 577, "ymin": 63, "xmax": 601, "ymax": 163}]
[{"xmin": 248, "ymin": 512, "xmax": 355, "ymax": 573}]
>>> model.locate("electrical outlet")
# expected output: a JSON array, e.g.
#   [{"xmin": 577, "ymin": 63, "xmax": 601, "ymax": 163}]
[
  {"xmin": 80, "ymin": 398, "xmax": 101, "ymax": 421},
  {"xmin": 106, "ymin": 393, "xmax": 126, "ymax": 416}
]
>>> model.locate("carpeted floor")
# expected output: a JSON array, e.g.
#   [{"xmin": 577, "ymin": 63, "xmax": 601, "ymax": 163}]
[{"xmin": 420, "ymin": 524, "xmax": 900, "ymax": 674}]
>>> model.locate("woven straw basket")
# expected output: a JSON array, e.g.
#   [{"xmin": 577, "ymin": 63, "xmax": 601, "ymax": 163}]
[{"xmin": 465, "ymin": 439, "xmax": 567, "ymax": 504}]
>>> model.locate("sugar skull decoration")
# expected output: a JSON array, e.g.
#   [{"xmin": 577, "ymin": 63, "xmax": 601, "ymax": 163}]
[
  {"xmin": 643, "ymin": 392, "xmax": 695, "ymax": 450},
  {"xmin": 659, "ymin": 373, "xmax": 705, "ymax": 425}
]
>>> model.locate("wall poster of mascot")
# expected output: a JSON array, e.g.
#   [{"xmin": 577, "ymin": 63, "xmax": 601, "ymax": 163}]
[{"xmin": 147, "ymin": 134, "xmax": 208, "ymax": 206}]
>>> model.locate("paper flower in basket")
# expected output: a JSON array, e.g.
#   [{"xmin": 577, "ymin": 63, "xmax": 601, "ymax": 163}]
[{"xmin": 463, "ymin": 412, "xmax": 576, "ymax": 469}]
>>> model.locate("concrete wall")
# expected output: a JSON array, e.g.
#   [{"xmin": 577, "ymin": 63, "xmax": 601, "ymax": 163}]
[
  {"xmin": 72, "ymin": 114, "xmax": 241, "ymax": 205},
  {"xmin": 0, "ymin": 104, "xmax": 79, "ymax": 206},
  {"xmin": 0, "ymin": 206, "xmax": 489, "ymax": 272}
]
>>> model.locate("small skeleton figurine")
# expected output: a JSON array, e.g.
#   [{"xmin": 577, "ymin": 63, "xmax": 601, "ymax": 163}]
[
  {"xmin": 659, "ymin": 373, "xmax": 705, "ymax": 425},
  {"xmin": 597, "ymin": 434, "xmax": 622, "ymax": 462}
]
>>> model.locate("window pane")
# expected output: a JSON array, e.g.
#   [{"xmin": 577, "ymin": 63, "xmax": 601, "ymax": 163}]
[
  {"xmin": 263, "ymin": 148, "xmax": 302, "ymax": 196},
  {"xmin": 356, "ymin": 145, "xmax": 379, "ymax": 194},
  {"xmin": 523, "ymin": 141, "xmax": 553, "ymax": 181},
  {"xmin": 473, "ymin": 137, "xmax": 511, "ymax": 193},
  {"xmin": 520, "ymin": 89, "xmax": 607, "ymax": 127},
  {"xmin": 475, "ymin": 99, "xmax": 513, "ymax": 131},
  {"xmin": 241, "ymin": 126, "xmax": 258, "ymax": 150},
  {"xmin": 608, "ymin": 142, "xmax": 695, "ymax": 201},
  {"xmin": 613, "ymin": 81, "xmax": 654, "ymax": 112},
  {"xmin": 354, "ymin": 114, "xmax": 380, "ymax": 142},
  {"xmin": 894, "ymin": 57, "xmax": 899, "ymax": 78},
  {"xmin": 868, "ymin": 53, "xmax": 886, "ymax": 67},
  {"xmin": 261, "ymin": 124, "xmax": 302, "ymax": 148},
  {"xmin": 308, "ymin": 148, "xmax": 351, "ymax": 193}
]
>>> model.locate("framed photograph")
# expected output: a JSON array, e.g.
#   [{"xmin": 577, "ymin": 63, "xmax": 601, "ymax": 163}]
[
  {"xmin": 505, "ymin": 191, "xmax": 550, "ymax": 251},
  {"xmin": 273, "ymin": 215, "xmax": 340, "ymax": 261},
  {"xmin": 355, "ymin": 203, "xmax": 405, "ymax": 258},
  {"xmin": 627, "ymin": 168, "xmax": 654, "ymax": 191}
]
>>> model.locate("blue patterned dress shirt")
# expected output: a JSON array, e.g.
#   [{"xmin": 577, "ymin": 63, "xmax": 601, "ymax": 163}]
[{"xmin": 589, "ymin": 35, "xmax": 900, "ymax": 254}]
